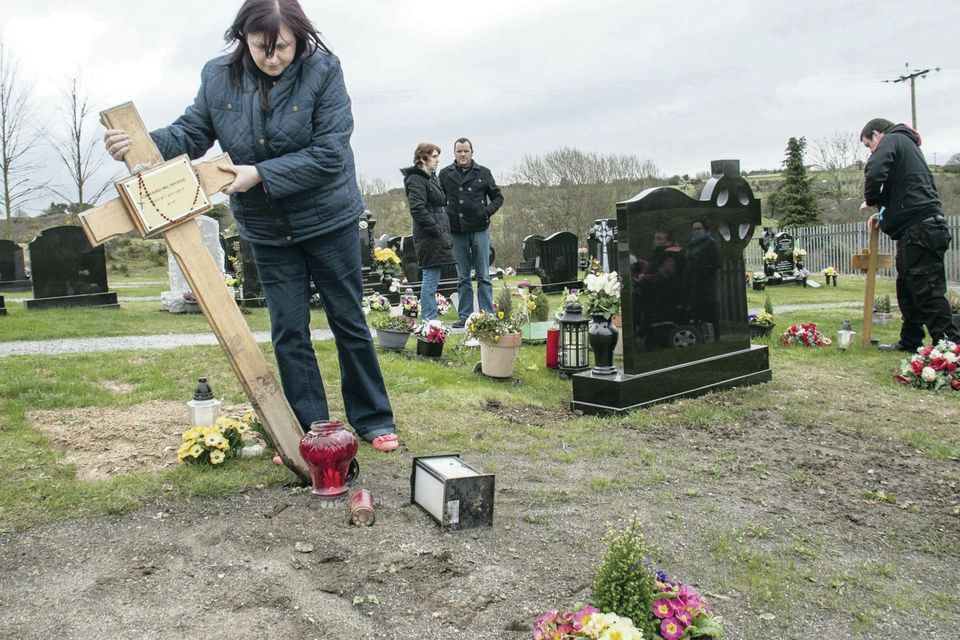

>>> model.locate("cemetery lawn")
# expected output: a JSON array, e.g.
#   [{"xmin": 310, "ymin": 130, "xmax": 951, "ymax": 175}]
[{"xmin": 1, "ymin": 301, "xmax": 958, "ymax": 639}]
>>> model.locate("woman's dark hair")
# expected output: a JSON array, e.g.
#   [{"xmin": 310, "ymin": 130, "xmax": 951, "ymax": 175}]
[
  {"xmin": 224, "ymin": 0, "xmax": 330, "ymax": 109},
  {"xmin": 860, "ymin": 118, "xmax": 894, "ymax": 141}
]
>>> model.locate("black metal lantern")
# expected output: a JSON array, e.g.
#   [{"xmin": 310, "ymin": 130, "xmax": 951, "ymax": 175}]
[{"xmin": 558, "ymin": 301, "xmax": 589, "ymax": 374}]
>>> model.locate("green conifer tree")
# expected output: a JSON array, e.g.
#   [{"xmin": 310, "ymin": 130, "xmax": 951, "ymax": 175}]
[{"xmin": 771, "ymin": 137, "xmax": 821, "ymax": 227}]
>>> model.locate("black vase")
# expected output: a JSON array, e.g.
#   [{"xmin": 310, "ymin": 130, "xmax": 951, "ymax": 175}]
[{"xmin": 588, "ymin": 313, "xmax": 618, "ymax": 375}]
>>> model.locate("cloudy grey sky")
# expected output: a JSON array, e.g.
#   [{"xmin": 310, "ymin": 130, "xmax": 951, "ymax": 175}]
[{"xmin": 3, "ymin": 0, "xmax": 959, "ymax": 207}]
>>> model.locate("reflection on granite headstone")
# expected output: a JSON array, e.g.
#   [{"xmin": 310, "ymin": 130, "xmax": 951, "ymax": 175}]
[
  {"xmin": 26, "ymin": 226, "xmax": 118, "ymax": 309},
  {"xmin": 619, "ymin": 160, "xmax": 757, "ymax": 374},
  {"xmin": 519, "ymin": 234, "xmax": 544, "ymax": 275}
]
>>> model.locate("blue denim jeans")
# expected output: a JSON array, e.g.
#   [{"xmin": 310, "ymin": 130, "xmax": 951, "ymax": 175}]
[
  {"xmin": 451, "ymin": 230, "xmax": 493, "ymax": 318},
  {"xmin": 420, "ymin": 266, "xmax": 441, "ymax": 321},
  {"xmin": 249, "ymin": 225, "xmax": 395, "ymax": 441}
]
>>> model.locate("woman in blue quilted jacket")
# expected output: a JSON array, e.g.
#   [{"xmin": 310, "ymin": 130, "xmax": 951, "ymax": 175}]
[{"xmin": 104, "ymin": 0, "xmax": 399, "ymax": 452}]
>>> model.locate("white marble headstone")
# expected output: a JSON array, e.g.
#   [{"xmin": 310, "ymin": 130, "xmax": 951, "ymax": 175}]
[{"xmin": 161, "ymin": 215, "xmax": 225, "ymax": 312}]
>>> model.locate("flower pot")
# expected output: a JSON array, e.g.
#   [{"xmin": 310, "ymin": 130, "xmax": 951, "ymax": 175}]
[
  {"xmin": 752, "ymin": 282, "xmax": 765, "ymax": 291},
  {"xmin": 480, "ymin": 332, "xmax": 522, "ymax": 378},
  {"xmin": 873, "ymin": 312, "xmax": 892, "ymax": 326},
  {"xmin": 521, "ymin": 320, "xmax": 553, "ymax": 343},
  {"xmin": 749, "ymin": 323, "xmax": 774, "ymax": 339},
  {"xmin": 416, "ymin": 337, "xmax": 444, "ymax": 358},
  {"xmin": 377, "ymin": 329, "xmax": 410, "ymax": 351},
  {"xmin": 183, "ymin": 300, "xmax": 201, "ymax": 314},
  {"xmin": 612, "ymin": 314, "xmax": 623, "ymax": 356},
  {"xmin": 299, "ymin": 420, "xmax": 358, "ymax": 501},
  {"xmin": 588, "ymin": 313, "xmax": 618, "ymax": 375}
]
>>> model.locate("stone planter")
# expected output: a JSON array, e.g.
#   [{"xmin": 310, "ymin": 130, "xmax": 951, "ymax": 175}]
[
  {"xmin": 873, "ymin": 312, "xmax": 893, "ymax": 326},
  {"xmin": 377, "ymin": 329, "xmax": 410, "ymax": 351},
  {"xmin": 416, "ymin": 337, "xmax": 444, "ymax": 358},
  {"xmin": 480, "ymin": 332, "xmax": 522, "ymax": 378},
  {"xmin": 749, "ymin": 323, "xmax": 775, "ymax": 339},
  {"xmin": 521, "ymin": 321, "xmax": 553, "ymax": 343}
]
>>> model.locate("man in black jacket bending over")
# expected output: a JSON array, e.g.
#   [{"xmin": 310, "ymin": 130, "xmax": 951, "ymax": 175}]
[
  {"xmin": 439, "ymin": 138, "xmax": 504, "ymax": 327},
  {"xmin": 859, "ymin": 118, "xmax": 959, "ymax": 351}
]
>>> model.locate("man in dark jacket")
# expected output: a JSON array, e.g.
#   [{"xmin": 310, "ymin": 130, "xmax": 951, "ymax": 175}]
[
  {"xmin": 859, "ymin": 118, "xmax": 959, "ymax": 351},
  {"xmin": 438, "ymin": 138, "xmax": 504, "ymax": 327}
]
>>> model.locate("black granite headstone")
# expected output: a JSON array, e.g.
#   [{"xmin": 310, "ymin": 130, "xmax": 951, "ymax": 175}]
[
  {"xmin": 533, "ymin": 231, "xmax": 580, "ymax": 293},
  {"xmin": 0, "ymin": 239, "xmax": 31, "ymax": 291},
  {"xmin": 26, "ymin": 226, "xmax": 118, "ymax": 309},
  {"xmin": 238, "ymin": 237, "xmax": 267, "ymax": 307},
  {"xmin": 763, "ymin": 231, "xmax": 802, "ymax": 284},
  {"xmin": 571, "ymin": 160, "xmax": 771, "ymax": 414},
  {"xmin": 518, "ymin": 234, "xmax": 544, "ymax": 275},
  {"xmin": 587, "ymin": 219, "xmax": 618, "ymax": 273},
  {"xmin": 397, "ymin": 234, "xmax": 458, "ymax": 297}
]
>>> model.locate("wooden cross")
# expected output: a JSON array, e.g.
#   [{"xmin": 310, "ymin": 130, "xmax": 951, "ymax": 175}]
[
  {"xmin": 79, "ymin": 102, "xmax": 310, "ymax": 483},
  {"xmin": 851, "ymin": 223, "xmax": 893, "ymax": 349}
]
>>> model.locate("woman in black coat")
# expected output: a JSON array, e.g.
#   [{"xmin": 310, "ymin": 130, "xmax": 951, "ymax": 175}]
[{"xmin": 400, "ymin": 143, "xmax": 454, "ymax": 321}]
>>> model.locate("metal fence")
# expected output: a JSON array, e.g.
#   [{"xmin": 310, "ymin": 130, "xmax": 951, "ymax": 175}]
[{"xmin": 744, "ymin": 215, "xmax": 960, "ymax": 282}]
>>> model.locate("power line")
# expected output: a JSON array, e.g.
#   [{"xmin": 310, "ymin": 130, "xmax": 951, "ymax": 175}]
[{"xmin": 883, "ymin": 63, "xmax": 941, "ymax": 130}]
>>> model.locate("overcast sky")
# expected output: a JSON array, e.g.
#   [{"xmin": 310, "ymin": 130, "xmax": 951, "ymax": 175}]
[{"xmin": 3, "ymin": 0, "xmax": 959, "ymax": 209}]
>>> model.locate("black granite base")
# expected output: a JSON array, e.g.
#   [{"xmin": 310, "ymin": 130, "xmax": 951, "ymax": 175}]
[
  {"xmin": 0, "ymin": 279, "xmax": 32, "ymax": 292},
  {"xmin": 571, "ymin": 345, "xmax": 770, "ymax": 415},
  {"xmin": 26, "ymin": 292, "xmax": 119, "ymax": 310}
]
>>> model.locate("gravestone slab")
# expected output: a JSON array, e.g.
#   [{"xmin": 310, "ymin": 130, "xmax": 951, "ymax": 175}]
[
  {"xmin": 0, "ymin": 239, "xmax": 31, "ymax": 291},
  {"xmin": 238, "ymin": 237, "xmax": 267, "ymax": 307},
  {"xmin": 161, "ymin": 215, "xmax": 224, "ymax": 312},
  {"xmin": 26, "ymin": 226, "xmax": 119, "ymax": 310},
  {"xmin": 572, "ymin": 159, "xmax": 770, "ymax": 414},
  {"xmin": 518, "ymin": 234, "xmax": 544, "ymax": 275},
  {"xmin": 587, "ymin": 219, "xmax": 618, "ymax": 273},
  {"xmin": 763, "ymin": 231, "xmax": 803, "ymax": 285},
  {"xmin": 398, "ymin": 234, "xmax": 458, "ymax": 297},
  {"xmin": 533, "ymin": 231, "xmax": 580, "ymax": 293}
]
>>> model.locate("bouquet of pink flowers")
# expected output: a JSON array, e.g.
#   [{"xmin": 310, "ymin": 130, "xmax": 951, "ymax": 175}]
[
  {"xmin": 652, "ymin": 572, "xmax": 724, "ymax": 639},
  {"xmin": 533, "ymin": 605, "xmax": 643, "ymax": 640},
  {"xmin": 894, "ymin": 340, "xmax": 960, "ymax": 391},
  {"xmin": 780, "ymin": 322, "xmax": 831, "ymax": 347}
]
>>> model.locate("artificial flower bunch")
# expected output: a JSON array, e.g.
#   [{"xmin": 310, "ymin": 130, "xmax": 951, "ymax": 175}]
[
  {"xmin": 177, "ymin": 414, "xmax": 253, "ymax": 466},
  {"xmin": 748, "ymin": 311, "xmax": 775, "ymax": 327},
  {"xmin": 822, "ymin": 266, "xmax": 837, "ymax": 277},
  {"xmin": 780, "ymin": 322, "xmax": 831, "ymax": 347},
  {"xmin": 792, "ymin": 248, "xmax": 806, "ymax": 262},
  {"xmin": 651, "ymin": 572, "xmax": 724, "ymax": 640},
  {"xmin": 370, "ymin": 313, "xmax": 416, "ymax": 333},
  {"xmin": 532, "ymin": 605, "xmax": 643, "ymax": 640},
  {"xmin": 365, "ymin": 293, "xmax": 391, "ymax": 313},
  {"xmin": 415, "ymin": 319, "xmax": 448, "ymax": 344},
  {"xmin": 554, "ymin": 287, "xmax": 582, "ymax": 322},
  {"xmin": 582, "ymin": 269, "xmax": 622, "ymax": 316},
  {"xmin": 435, "ymin": 292, "xmax": 451, "ymax": 316},
  {"xmin": 762, "ymin": 250, "xmax": 778, "ymax": 264},
  {"xmin": 517, "ymin": 280, "xmax": 532, "ymax": 290},
  {"xmin": 373, "ymin": 247, "xmax": 402, "ymax": 277},
  {"xmin": 894, "ymin": 340, "xmax": 960, "ymax": 391},
  {"xmin": 402, "ymin": 293, "xmax": 420, "ymax": 318},
  {"xmin": 751, "ymin": 271, "xmax": 766, "ymax": 282},
  {"xmin": 523, "ymin": 288, "xmax": 551, "ymax": 322},
  {"xmin": 578, "ymin": 246, "xmax": 589, "ymax": 256},
  {"xmin": 504, "ymin": 266, "xmax": 517, "ymax": 276}
]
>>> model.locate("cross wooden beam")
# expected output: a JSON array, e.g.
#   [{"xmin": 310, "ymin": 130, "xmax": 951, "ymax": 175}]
[
  {"xmin": 79, "ymin": 102, "xmax": 310, "ymax": 483},
  {"xmin": 851, "ymin": 224, "xmax": 893, "ymax": 349}
]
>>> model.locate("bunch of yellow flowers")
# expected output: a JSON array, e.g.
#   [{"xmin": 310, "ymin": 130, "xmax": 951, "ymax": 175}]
[{"xmin": 177, "ymin": 414, "xmax": 253, "ymax": 466}]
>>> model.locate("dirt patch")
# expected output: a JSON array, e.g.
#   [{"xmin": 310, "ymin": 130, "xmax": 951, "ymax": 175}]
[
  {"xmin": 5, "ymin": 398, "xmax": 960, "ymax": 639},
  {"xmin": 27, "ymin": 401, "xmax": 252, "ymax": 480}
]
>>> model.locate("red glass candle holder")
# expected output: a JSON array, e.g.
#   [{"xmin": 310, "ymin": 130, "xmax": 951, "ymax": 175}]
[
  {"xmin": 349, "ymin": 488, "xmax": 376, "ymax": 526},
  {"xmin": 546, "ymin": 327, "xmax": 560, "ymax": 370},
  {"xmin": 299, "ymin": 420, "xmax": 358, "ymax": 500}
]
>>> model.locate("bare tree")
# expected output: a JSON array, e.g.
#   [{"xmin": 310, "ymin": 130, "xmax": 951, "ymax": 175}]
[
  {"xmin": 357, "ymin": 173, "xmax": 391, "ymax": 197},
  {"xmin": 47, "ymin": 73, "xmax": 111, "ymax": 211},
  {"xmin": 0, "ymin": 40, "xmax": 48, "ymax": 228},
  {"xmin": 810, "ymin": 130, "xmax": 865, "ymax": 200}
]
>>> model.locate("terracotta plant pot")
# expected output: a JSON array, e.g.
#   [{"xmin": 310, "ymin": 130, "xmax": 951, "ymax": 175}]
[{"xmin": 480, "ymin": 332, "xmax": 522, "ymax": 378}]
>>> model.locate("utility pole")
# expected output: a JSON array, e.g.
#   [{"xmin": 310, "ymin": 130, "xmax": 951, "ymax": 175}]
[{"xmin": 883, "ymin": 63, "xmax": 940, "ymax": 129}]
